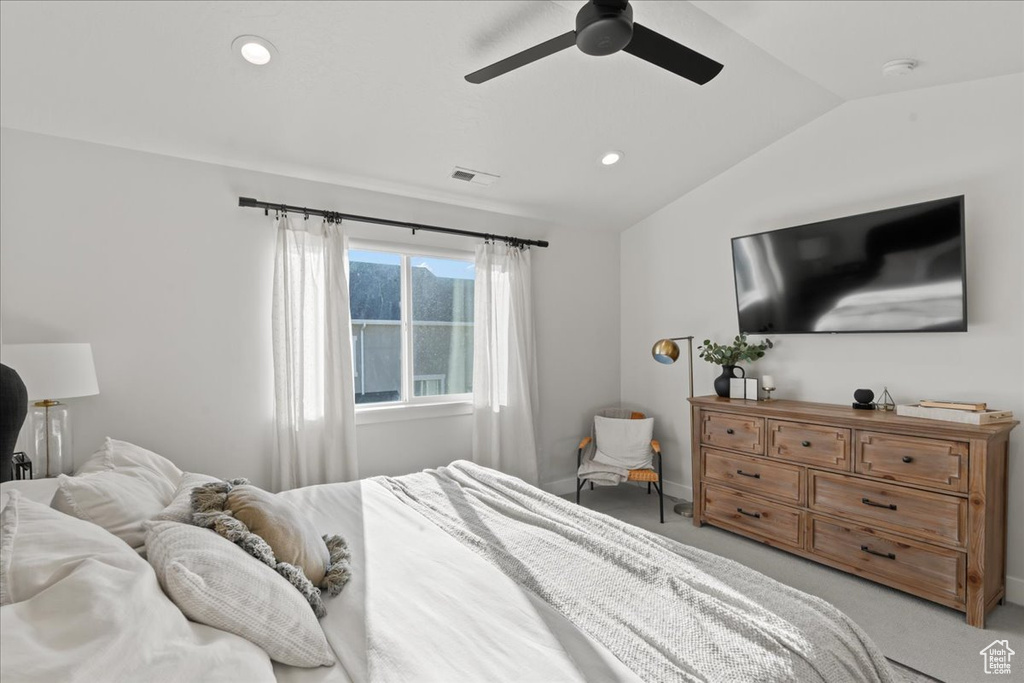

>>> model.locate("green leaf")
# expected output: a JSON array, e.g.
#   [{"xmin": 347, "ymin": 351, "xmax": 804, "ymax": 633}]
[{"xmin": 698, "ymin": 331, "xmax": 772, "ymax": 366}]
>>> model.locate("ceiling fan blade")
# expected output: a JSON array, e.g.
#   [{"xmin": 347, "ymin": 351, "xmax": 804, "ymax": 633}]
[
  {"xmin": 465, "ymin": 31, "xmax": 577, "ymax": 84},
  {"xmin": 622, "ymin": 23, "xmax": 723, "ymax": 85}
]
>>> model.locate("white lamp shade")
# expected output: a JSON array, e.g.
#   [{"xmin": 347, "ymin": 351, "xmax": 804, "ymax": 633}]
[{"xmin": 1, "ymin": 343, "xmax": 99, "ymax": 401}]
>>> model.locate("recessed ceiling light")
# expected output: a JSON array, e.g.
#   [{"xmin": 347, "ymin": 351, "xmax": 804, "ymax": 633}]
[
  {"xmin": 882, "ymin": 59, "xmax": 917, "ymax": 77},
  {"xmin": 601, "ymin": 151, "xmax": 623, "ymax": 166},
  {"xmin": 232, "ymin": 35, "xmax": 276, "ymax": 66}
]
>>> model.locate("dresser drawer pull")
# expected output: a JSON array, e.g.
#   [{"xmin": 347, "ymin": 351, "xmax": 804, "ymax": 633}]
[
  {"xmin": 726, "ymin": 428, "xmax": 735, "ymax": 434},
  {"xmin": 861, "ymin": 497, "xmax": 897, "ymax": 510},
  {"xmin": 801, "ymin": 440, "xmax": 811, "ymax": 447},
  {"xmin": 860, "ymin": 545, "xmax": 896, "ymax": 560},
  {"xmin": 736, "ymin": 507, "xmax": 761, "ymax": 519},
  {"xmin": 736, "ymin": 469, "xmax": 761, "ymax": 479},
  {"xmin": 902, "ymin": 456, "xmax": 913, "ymax": 463}
]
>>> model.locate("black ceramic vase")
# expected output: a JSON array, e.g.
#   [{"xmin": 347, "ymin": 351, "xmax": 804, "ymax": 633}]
[{"xmin": 714, "ymin": 365, "xmax": 745, "ymax": 398}]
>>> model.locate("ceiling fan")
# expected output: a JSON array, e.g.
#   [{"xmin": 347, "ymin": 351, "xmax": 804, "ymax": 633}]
[{"xmin": 465, "ymin": 0, "xmax": 723, "ymax": 85}]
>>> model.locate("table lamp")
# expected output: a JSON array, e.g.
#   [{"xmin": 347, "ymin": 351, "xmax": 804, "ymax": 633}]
[
  {"xmin": 0, "ymin": 344, "xmax": 99, "ymax": 477},
  {"xmin": 650, "ymin": 336, "xmax": 694, "ymax": 517}
]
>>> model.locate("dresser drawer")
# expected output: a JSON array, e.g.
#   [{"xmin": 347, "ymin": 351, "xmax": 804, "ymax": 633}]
[
  {"xmin": 701, "ymin": 412, "xmax": 765, "ymax": 455},
  {"xmin": 702, "ymin": 448, "xmax": 804, "ymax": 505},
  {"xmin": 702, "ymin": 485, "xmax": 803, "ymax": 548},
  {"xmin": 809, "ymin": 471, "xmax": 966, "ymax": 547},
  {"xmin": 809, "ymin": 517, "xmax": 965, "ymax": 605},
  {"xmin": 855, "ymin": 432, "xmax": 968, "ymax": 493},
  {"xmin": 768, "ymin": 420, "xmax": 851, "ymax": 470}
]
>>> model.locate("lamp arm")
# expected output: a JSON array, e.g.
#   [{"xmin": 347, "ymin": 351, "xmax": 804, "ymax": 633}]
[
  {"xmin": 667, "ymin": 336, "xmax": 695, "ymax": 398},
  {"xmin": 687, "ymin": 337, "xmax": 694, "ymax": 398}
]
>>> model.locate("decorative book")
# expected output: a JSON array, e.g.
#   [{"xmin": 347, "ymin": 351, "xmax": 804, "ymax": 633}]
[
  {"xmin": 896, "ymin": 404, "xmax": 1014, "ymax": 425},
  {"xmin": 918, "ymin": 399, "xmax": 987, "ymax": 411}
]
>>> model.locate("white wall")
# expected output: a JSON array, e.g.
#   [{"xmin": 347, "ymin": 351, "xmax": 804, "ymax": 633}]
[
  {"xmin": 0, "ymin": 128, "xmax": 620, "ymax": 489},
  {"xmin": 620, "ymin": 73, "xmax": 1024, "ymax": 600}
]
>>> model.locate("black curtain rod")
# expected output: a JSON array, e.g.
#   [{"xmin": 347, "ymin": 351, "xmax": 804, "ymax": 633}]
[{"xmin": 238, "ymin": 197, "xmax": 549, "ymax": 248}]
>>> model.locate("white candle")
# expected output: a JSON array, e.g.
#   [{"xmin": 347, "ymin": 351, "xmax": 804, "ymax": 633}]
[{"xmin": 762, "ymin": 375, "xmax": 775, "ymax": 390}]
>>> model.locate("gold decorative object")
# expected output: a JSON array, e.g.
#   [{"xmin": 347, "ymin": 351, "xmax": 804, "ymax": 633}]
[{"xmin": 651, "ymin": 338, "xmax": 680, "ymax": 364}]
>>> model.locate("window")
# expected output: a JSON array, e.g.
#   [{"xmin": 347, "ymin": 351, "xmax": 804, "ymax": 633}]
[{"xmin": 349, "ymin": 244, "xmax": 474, "ymax": 407}]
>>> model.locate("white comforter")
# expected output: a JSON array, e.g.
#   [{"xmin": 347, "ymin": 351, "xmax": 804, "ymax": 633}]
[
  {"xmin": 275, "ymin": 478, "xmax": 640, "ymax": 683},
  {"xmin": 0, "ymin": 490, "xmax": 276, "ymax": 683},
  {"xmin": 276, "ymin": 462, "xmax": 896, "ymax": 683},
  {"xmin": 1, "ymin": 464, "xmax": 898, "ymax": 682}
]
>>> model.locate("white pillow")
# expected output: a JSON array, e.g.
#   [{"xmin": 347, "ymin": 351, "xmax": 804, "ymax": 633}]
[
  {"xmin": 591, "ymin": 416, "xmax": 655, "ymax": 470},
  {"xmin": 1, "ymin": 490, "xmax": 134, "ymax": 605},
  {"xmin": 77, "ymin": 437, "xmax": 183, "ymax": 488},
  {"xmin": 50, "ymin": 466, "xmax": 174, "ymax": 552},
  {"xmin": 145, "ymin": 521, "xmax": 335, "ymax": 668},
  {"xmin": 0, "ymin": 494, "xmax": 275, "ymax": 682},
  {"xmin": 153, "ymin": 472, "xmax": 222, "ymax": 525},
  {"xmin": 1, "ymin": 477, "xmax": 62, "ymax": 510}
]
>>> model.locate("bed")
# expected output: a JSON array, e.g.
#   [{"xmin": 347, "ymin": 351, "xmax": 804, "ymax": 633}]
[{"xmin": 0, "ymin": 441, "xmax": 903, "ymax": 683}]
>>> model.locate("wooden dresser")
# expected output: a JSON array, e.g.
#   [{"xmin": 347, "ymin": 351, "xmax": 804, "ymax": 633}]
[{"xmin": 689, "ymin": 396, "xmax": 1017, "ymax": 627}]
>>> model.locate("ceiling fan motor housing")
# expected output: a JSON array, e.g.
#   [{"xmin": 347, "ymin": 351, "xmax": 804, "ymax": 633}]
[{"xmin": 576, "ymin": 0, "xmax": 634, "ymax": 56}]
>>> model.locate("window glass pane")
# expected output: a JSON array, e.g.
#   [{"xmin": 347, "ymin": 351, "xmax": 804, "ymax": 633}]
[
  {"xmin": 411, "ymin": 256, "xmax": 474, "ymax": 397},
  {"xmin": 349, "ymin": 250, "xmax": 402, "ymax": 404}
]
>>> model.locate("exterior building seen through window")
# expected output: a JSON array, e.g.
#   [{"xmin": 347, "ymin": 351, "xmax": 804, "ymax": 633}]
[{"xmin": 349, "ymin": 247, "xmax": 474, "ymax": 405}]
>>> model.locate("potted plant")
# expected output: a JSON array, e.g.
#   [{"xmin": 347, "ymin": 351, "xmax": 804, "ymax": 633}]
[{"xmin": 698, "ymin": 333, "xmax": 774, "ymax": 397}]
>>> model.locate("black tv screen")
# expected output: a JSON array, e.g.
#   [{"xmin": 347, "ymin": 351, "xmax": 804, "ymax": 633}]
[{"xmin": 731, "ymin": 196, "xmax": 966, "ymax": 334}]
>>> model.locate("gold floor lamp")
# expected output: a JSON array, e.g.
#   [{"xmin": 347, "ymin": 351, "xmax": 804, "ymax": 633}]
[{"xmin": 651, "ymin": 336, "xmax": 694, "ymax": 517}]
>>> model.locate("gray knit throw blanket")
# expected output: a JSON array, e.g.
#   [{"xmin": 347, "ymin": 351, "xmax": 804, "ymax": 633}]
[{"xmin": 374, "ymin": 461, "xmax": 896, "ymax": 683}]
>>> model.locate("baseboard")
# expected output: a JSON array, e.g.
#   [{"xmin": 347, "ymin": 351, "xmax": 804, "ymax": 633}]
[
  {"xmin": 1006, "ymin": 575, "xmax": 1024, "ymax": 606},
  {"xmin": 541, "ymin": 477, "xmax": 693, "ymax": 504},
  {"xmin": 662, "ymin": 480, "xmax": 692, "ymax": 503}
]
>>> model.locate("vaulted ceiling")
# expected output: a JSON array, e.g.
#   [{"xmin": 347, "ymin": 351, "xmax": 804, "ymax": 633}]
[{"xmin": 1, "ymin": 1, "xmax": 1020, "ymax": 231}]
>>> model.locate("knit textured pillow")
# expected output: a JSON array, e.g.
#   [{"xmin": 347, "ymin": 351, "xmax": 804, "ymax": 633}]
[
  {"xmin": 190, "ymin": 479, "xmax": 350, "ymax": 617},
  {"xmin": 145, "ymin": 520, "xmax": 335, "ymax": 667}
]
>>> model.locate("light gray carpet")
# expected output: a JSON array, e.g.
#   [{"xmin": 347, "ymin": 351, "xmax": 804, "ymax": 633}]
[{"xmin": 571, "ymin": 484, "xmax": 1023, "ymax": 683}]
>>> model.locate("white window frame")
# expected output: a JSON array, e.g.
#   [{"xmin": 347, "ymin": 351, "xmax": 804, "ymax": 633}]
[{"xmin": 349, "ymin": 239, "xmax": 475, "ymax": 424}]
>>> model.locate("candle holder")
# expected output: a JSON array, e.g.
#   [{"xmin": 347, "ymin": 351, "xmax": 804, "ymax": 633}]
[
  {"xmin": 761, "ymin": 375, "xmax": 776, "ymax": 401},
  {"xmin": 763, "ymin": 386, "xmax": 776, "ymax": 401}
]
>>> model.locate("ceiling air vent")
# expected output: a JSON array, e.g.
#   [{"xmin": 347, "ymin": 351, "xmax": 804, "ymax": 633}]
[{"xmin": 450, "ymin": 167, "xmax": 500, "ymax": 187}]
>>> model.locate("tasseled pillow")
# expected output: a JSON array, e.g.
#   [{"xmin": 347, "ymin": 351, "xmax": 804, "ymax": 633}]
[{"xmin": 190, "ymin": 478, "xmax": 351, "ymax": 617}]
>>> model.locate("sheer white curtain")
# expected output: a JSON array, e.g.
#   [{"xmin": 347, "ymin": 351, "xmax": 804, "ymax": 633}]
[
  {"xmin": 472, "ymin": 243, "xmax": 540, "ymax": 484},
  {"xmin": 272, "ymin": 215, "xmax": 358, "ymax": 490}
]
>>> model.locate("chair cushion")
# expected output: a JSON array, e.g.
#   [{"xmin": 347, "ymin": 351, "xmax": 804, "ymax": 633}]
[
  {"xmin": 626, "ymin": 469, "xmax": 659, "ymax": 482},
  {"xmin": 591, "ymin": 416, "xmax": 654, "ymax": 470}
]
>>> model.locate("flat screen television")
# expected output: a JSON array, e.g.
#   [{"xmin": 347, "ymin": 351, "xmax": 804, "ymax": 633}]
[{"xmin": 731, "ymin": 195, "xmax": 966, "ymax": 334}]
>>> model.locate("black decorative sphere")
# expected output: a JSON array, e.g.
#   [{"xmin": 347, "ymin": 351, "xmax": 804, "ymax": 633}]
[{"xmin": 854, "ymin": 388, "xmax": 875, "ymax": 405}]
